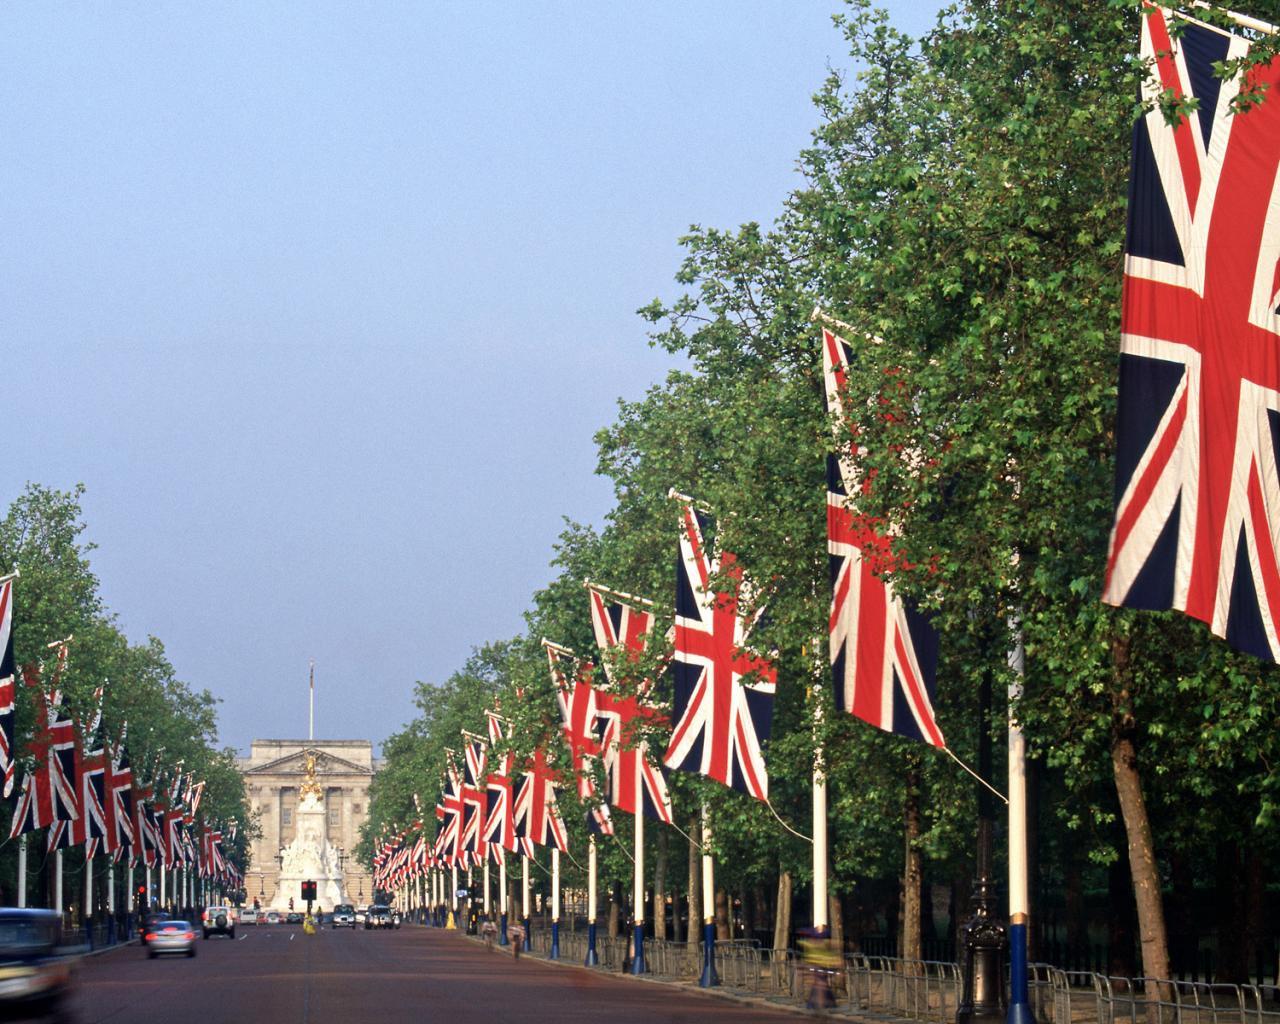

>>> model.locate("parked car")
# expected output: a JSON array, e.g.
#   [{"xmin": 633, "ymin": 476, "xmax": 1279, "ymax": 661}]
[
  {"xmin": 239, "ymin": 909, "xmax": 259, "ymax": 926},
  {"xmin": 331, "ymin": 904, "xmax": 356, "ymax": 929},
  {"xmin": 202, "ymin": 905, "xmax": 236, "ymax": 940},
  {"xmin": 364, "ymin": 906, "xmax": 392, "ymax": 930},
  {"xmin": 265, "ymin": 911, "xmax": 281, "ymax": 925},
  {"xmin": 146, "ymin": 920, "xmax": 197, "ymax": 958},
  {"xmin": 285, "ymin": 912, "xmax": 303, "ymax": 925},
  {"xmin": 0, "ymin": 909, "xmax": 75, "ymax": 1021}
]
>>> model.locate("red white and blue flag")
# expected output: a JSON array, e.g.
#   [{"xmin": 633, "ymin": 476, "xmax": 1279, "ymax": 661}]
[
  {"xmin": 461, "ymin": 739, "xmax": 489, "ymax": 862},
  {"xmin": 0, "ymin": 577, "xmax": 15, "ymax": 799},
  {"xmin": 823, "ymin": 327, "xmax": 944, "ymax": 746},
  {"xmin": 513, "ymin": 747, "xmax": 568, "ymax": 852},
  {"xmin": 10, "ymin": 650, "xmax": 79, "ymax": 839},
  {"xmin": 662, "ymin": 496, "xmax": 776, "ymax": 800},
  {"xmin": 484, "ymin": 710, "xmax": 532, "ymax": 860},
  {"xmin": 545, "ymin": 640, "xmax": 613, "ymax": 835},
  {"xmin": 586, "ymin": 583, "xmax": 673, "ymax": 822},
  {"xmin": 1104, "ymin": 6, "xmax": 1280, "ymax": 661}
]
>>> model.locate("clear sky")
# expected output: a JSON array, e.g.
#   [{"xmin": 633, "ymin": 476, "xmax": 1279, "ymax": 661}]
[{"xmin": 3, "ymin": 2, "xmax": 941, "ymax": 754}]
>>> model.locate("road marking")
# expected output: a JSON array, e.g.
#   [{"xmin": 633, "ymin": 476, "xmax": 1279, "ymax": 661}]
[
  {"xmin": 290, "ymin": 933, "xmax": 295, "ymax": 941},
  {"xmin": 238, "ymin": 934, "xmax": 248, "ymax": 941}
]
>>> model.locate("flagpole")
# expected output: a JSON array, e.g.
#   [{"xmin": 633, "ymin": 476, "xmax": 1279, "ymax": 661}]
[
  {"xmin": 521, "ymin": 853, "xmax": 531, "ymax": 952},
  {"xmin": 1007, "ymin": 627, "xmax": 1032, "ymax": 1024},
  {"xmin": 499, "ymin": 855, "xmax": 509, "ymax": 945},
  {"xmin": 55, "ymin": 849, "xmax": 63, "ymax": 921},
  {"xmin": 585, "ymin": 835, "xmax": 598, "ymax": 965},
  {"xmin": 699, "ymin": 803, "xmax": 718, "ymax": 987},
  {"xmin": 549, "ymin": 848, "xmax": 560, "ymax": 960},
  {"xmin": 483, "ymin": 854, "xmax": 491, "ymax": 919},
  {"xmin": 447, "ymin": 864, "xmax": 457, "ymax": 929},
  {"xmin": 813, "ymin": 680, "xmax": 829, "ymax": 937},
  {"xmin": 16, "ymin": 837, "xmax": 26, "ymax": 908},
  {"xmin": 630, "ymin": 755, "xmax": 647, "ymax": 974},
  {"xmin": 86, "ymin": 852, "xmax": 95, "ymax": 940}
]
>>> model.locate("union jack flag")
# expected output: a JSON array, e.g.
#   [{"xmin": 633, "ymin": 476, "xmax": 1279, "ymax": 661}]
[
  {"xmin": 1104, "ymin": 7, "xmax": 1280, "ymax": 661},
  {"xmin": 545, "ymin": 640, "xmax": 613, "ymax": 834},
  {"xmin": 434, "ymin": 758, "xmax": 465, "ymax": 867},
  {"xmin": 483, "ymin": 710, "xmax": 532, "ymax": 859},
  {"xmin": 53, "ymin": 694, "xmax": 108, "ymax": 855},
  {"xmin": 10, "ymin": 651, "xmax": 79, "ymax": 839},
  {"xmin": 513, "ymin": 747, "xmax": 568, "ymax": 852},
  {"xmin": 461, "ymin": 739, "xmax": 489, "ymax": 861},
  {"xmin": 586, "ymin": 583, "xmax": 673, "ymax": 822},
  {"xmin": 823, "ymin": 327, "xmax": 944, "ymax": 746},
  {"xmin": 101, "ymin": 727, "xmax": 135, "ymax": 858},
  {"xmin": 662, "ymin": 496, "xmax": 776, "ymax": 800},
  {"xmin": 0, "ymin": 577, "xmax": 15, "ymax": 799}
]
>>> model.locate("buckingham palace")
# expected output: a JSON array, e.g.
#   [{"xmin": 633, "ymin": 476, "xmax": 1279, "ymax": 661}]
[{"xmin": 238, "ymin": 738, "xmax": 380, "ymax": 907}]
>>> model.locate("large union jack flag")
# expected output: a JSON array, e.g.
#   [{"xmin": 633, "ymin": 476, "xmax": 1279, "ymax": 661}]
[
  {"xmin": 0, "ymin": 577, "xmax": 15, "ymax": 799},
  {"xmin": 586, "ymin": 583, "xmax": 673, "ymax": 822},
  {"xmin": 1104, "ymin": 7, "xmax": 1280, "ymax": 661},
  {"xmin": 823, "ymin": 327, "xmax": 944, "ymax": 746},
  {"xmin": 484, "ymin": 710, "xmax": 533, "ymax": 860},
  {"xmin": 662, "ymin": 495, "xmax": 776, "ymax": 800},
  {"xmin": 460, "ymin": 739, "xmax": 490, "ymax": 862}
]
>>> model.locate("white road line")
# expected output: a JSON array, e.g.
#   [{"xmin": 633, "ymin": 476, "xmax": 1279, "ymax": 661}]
[
  {"xmin": 238, "ymin": 934, "xmax": 248, "ymax": 941},
  {"xmin": 289, "ymin": 933, "xmax": 295, "ymax": 941}
]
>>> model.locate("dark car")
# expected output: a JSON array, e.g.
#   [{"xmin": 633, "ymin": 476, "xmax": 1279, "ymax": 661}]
[
  {"xmin": 364, "ymin": 906, "xmax": 392, "ymax": 930},
  {"xmin": 139, "ymin": 913, "xmax": 167, "ymax": 948},
  {"xmin": 0, "ymin": 908, "xmax": 75, "ymax": 1019},
  {"xmin": 285, "ymin": 912, "xmax": 303, "ymax": 925}
]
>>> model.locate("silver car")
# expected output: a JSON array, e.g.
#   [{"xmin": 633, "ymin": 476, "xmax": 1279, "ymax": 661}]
[{"xmin": 146, "ymin": 920, "xmax": 197, "ymax": 958}]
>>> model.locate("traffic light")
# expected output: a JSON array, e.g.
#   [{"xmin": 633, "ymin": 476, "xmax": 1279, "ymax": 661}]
[
  {"xmin": 301, "ymin": 880, "xmax": 317, "ymax": 901},
  {"xmin": 137, "ymin": 884, "xmax": 146, "ymax": 901}
]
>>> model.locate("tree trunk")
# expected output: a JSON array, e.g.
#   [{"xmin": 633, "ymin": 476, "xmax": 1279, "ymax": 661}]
[
  {"xmin": 1110, "ymin": 633, "xmax": 1171, "ymax": 988},
  {"xmin": 773, "ymin": 870, "xmax": 792, "ymax": 951},
  {"xmin": 1216, "ymin": 842, "xmax": 1246, "ymax": 983},
  {"xmin": 608, "ymin": 879, "xmax": 621, "ymax": 937},
  {"xmin": 901, "ymin": 768, "xmax": 923, "ymax": 960},
  {"xmin": 653, "ymin": 828, "xmax": 668, "ymax": 941},
  {"xmin": 715, "ymin": 887, "xmax": 730, "ymax": 941},
  {"xmin": 1246, "ymin": 850, "xmax": 1263, "ymax": 985},
  {"xmin": 829, "ymin": 889, "xmax": 845, "ymax": 954},
  {"xmin": 686, "ymin": 818, "xmax": 701, "ymax": 944}
]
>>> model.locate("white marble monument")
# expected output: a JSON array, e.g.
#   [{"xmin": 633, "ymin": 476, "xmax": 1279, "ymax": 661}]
[{"xmin": 271, "ymin": 751, "xmax": 347, "ymax": 911}]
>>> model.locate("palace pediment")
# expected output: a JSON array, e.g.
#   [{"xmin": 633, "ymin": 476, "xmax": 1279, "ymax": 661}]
[{"xmin": 244, "ymin": 747, "xmax": 374, "ymax": 778}]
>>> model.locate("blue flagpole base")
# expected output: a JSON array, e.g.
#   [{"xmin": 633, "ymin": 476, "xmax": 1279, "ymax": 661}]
[
  {"xmin": 585, "ymin": 921, "xmax": 598, "ymax": 965},
  {"xmin": 1007, "ymin": 922, "xmax": 1033, "ymax": 1024},
  {"xmin": 522, "ymin": 917, "xmax": 531, "ymax": 952},
  {"xmin": 549, "ymin": 920, "xmax": 560, "ymax": 960},
  {"xmin": 630, "ymin": 922, "xmax": 646, "ymax": 974},
  {"xmin": 699, "ymin": 922, "xmax": 719, "ymax": 987},
  {"xmin": 499, "ymin": 912, "xmax": 509, "ymax": 946}
]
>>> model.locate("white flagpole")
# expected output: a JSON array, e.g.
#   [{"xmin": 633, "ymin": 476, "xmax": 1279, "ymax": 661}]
[
  {"xmin": 585, "ymin": 835, "xmax": 598, "ymax": 965},
  {"xmin": 448, "ymin": 864, "xmax": 457, "ymax": 929},
  {"xmin": 699, "ymin": 803, "xmax": 718, "ymax": 987},
  {"xmin": 550, "ymin": 848, "xmax": 561, "ymax": 959},
  {"xmin": 631, "ymin": 756, "xmax": 646, "ymax": 974},
  {"xmin": 55, "ymin": 849, "xmax": 63, "ymax": 920},
  {"xmin": 86, "ymin": 853, "xmax": 94, "ymax": 929},
  {"xmin": 520, "ymin": 854, "xmax": 530, "ymax": 951},
  {"xmin": 1008, "ymin": 626, "xmax": 1032, "ymax": 1024},
  {"xmin": 126, "ymin": 862, "xmax": 134, "ymax": 915},
  {"xmin": 483, "ymin": 855, "xmax": 491, "ymax": 916},
  {"xmin": 499, "ymin": 855, "xmax": 508, "ymax": 944},
  {"xmin": 16, "ymin": 836, "xmax": 26, "ymax": 908},
  {"xmin": 813, "ymin": 643, "xmax": 829, "ymax": 934}
]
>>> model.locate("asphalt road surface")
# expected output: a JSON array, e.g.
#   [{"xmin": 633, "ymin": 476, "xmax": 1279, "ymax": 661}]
[{"xmin": 66, "ymin": 924, "xmax": 800, "ymax": 1024}]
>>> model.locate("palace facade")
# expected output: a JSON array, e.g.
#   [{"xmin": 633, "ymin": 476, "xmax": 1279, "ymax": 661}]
[{"xmin": 237, "ymin": 739, "xmax": 379, "ymax": 907}]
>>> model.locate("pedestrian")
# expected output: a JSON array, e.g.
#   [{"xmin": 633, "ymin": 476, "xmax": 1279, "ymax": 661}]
[
  {"xmin": 507, "ymin": 920, "xmax": 525, "ymax": 959},
  {"xmin": 481, "ymin": 918, "xmax": 498, "ymax": 952}
]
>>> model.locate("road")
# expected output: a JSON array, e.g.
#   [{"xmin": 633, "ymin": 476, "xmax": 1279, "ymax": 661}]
[{"xmin": 66, "ymin": 924, "xmax": 800, "ymax": 1024}]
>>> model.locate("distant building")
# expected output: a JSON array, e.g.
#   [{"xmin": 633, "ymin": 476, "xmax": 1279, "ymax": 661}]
[{"xmin": 237, "ymin": 739, "xmax": 379, "ymax": 907}]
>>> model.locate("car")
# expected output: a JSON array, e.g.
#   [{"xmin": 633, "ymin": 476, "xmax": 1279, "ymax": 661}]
[
  {"xmin": 140, "ymin": 913, "xmax": 167, "ymax": 947},
  {"xmin": 239, "ymin": 909, "xmax": 260, "ymax": 926},
  {"xmin": 364, "ymin": 906, "xmax": 392, "ymax": 930},
  {"xmin": 146, "ymin": 920, "xmax": 197, "ymax": 958},
  {"xmin": 0, "ymin": 908, "xmax": 75, "ymax": 1021},
  {"xmin": 265, "ymin": 911, "xmax": 281, "ymax": 925},
  {"xmin": 202, "ymin": 905, "xmax": 236, "ymax": 940},
  {"xmin": 285, "ymin": 912, "xmax": 303, "ymax": 925},
  {"xmin": 331, "ymin": 904, "xmax": 356, "ymax": 929}
]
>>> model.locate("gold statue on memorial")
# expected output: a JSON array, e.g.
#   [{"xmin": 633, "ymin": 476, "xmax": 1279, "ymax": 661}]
[{"xmin": 299, "ymin": 749, "xmax": 323, "ymax": 801}]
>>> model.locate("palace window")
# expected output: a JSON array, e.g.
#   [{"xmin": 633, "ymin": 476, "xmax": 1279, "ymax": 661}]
[
  {"xmin": 328, "ymin": 805, "xmax": 340, "ymax": 825},
  {"xmin": 282, "ymin": 808, "xmax": 292, "ymax": 826}
]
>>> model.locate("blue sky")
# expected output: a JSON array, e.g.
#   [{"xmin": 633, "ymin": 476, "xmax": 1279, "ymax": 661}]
[{"xmin": 3, "ymin": 2, "xmax": 941, "ymax": 753}]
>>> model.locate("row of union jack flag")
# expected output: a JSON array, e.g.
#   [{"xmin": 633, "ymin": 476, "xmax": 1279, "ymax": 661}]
[
  {"xmin": 0, "ymin": 575, "xmax": 242, "ymax": 889},
  {"xmin": 383, "ymin": 0, "xmax": 1280, "ymax": 847}
]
